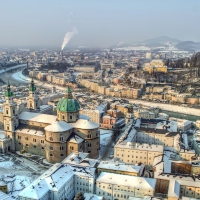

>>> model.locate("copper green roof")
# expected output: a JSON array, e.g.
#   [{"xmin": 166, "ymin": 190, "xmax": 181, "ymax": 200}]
[
  {"xmin": 29, "ymin": 79, "xmax": 36, "ymax": 91},
  {"xmin": 56, "ymin": 86, "xmax": 80, "ymax": 112},
  {"xmin": 5, "ymin": 82, "xmax": 13, "ymax": 97}
]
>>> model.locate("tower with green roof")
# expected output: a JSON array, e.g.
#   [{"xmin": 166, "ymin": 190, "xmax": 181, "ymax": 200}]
[
  {"xmin": 3, "ymin": 82, "xmax": 19, "ymax": 152},
  {"xmin": 56, "ymin": 86, "xmax": 80, "ymax": 122},
  {"xmin": 26, "ymin": 79, "xmax": 40, "ymax": 110}
]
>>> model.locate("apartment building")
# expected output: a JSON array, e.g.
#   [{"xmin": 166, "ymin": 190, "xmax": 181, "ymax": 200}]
[
  {"xmin": 96, "ymin": 172, "xmax": 157, "ymax": 200},
  {"xmin": 114, "ymin": 142, "xmax": 163, "ymax": 166},
  {"xmin": 169, "ymin": 117, "xmax": 192, "ymax": 132},
  {"xmin": 134, "ymin": 109, "xmax": 155, "ymax": 119},
  {"xmin": 79, "ymin": 108, "xmax": 103, "ymax": 124}
]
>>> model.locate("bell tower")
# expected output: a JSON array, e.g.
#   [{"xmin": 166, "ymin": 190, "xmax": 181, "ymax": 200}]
[
  {"xmin": 3, "ymin": 82, "xmax": 19, "ymax": 151},
  {"xmin": 27, "ymin": 79, "xmax": 40, "ymax": 110},
  {"xmin": 125, "ymin": 104, "xmax": 134, "ymax": 125}
]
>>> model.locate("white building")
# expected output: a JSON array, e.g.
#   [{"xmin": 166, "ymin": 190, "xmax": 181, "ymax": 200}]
[
  {"xmin": 96, "ymin": 172, "xmax": 157, "ymax": 200},
  {"xmin": 18, "ymin": 163, "xmax": 95, "ymax": 200}
]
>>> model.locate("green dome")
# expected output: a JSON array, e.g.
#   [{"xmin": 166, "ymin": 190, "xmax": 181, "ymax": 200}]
[
  {"xmin": 56, "ymin": 98, "xmax": 80, "ymax": 112},
  {"xmin": 56, "ymin": 87, "xmax": 80, "ymax": 112}
]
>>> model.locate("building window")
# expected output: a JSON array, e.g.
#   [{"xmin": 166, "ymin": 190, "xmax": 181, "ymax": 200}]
[
  {"xmin": 7, "ymin": 126, "xmax": 9, "ymax": 130},
  {"xmin": 70, "ymin": 146, "xmax": 74, "ymax": 150},
  {"xmin": 18, "ymin": 136, "xmax": 21, "ymax": 139},
  {"xmin": 26, "ymin": 144, "xmax": 28, "ymax": 147},
  {"xmin": 49, "ymin": 137, "xmax": 53, "ymax": 141},
  {"xmin": 88, "ymin": 134, "xmax": 91, "ymax": 138},
  {"xmin": 50, "ymin": 146, "xmax": 53, "ymax": 150},
  {"xmin": 70, "ymin": 116, "xmax": 72, "ymax": 119},
  {"xmin": 62, "ymin": 115, "xmax": 65, "ymax": 120},
  {"xmin": 25, "ymin": 137, "xmax": 28, "ymax": 140},
  {"xmin": 13, "ymin": 109, "xmax": 15, "ymax": 115},
  {"xmin": 41, "ymin": 147, "xmax": 44, "ymax": 150},
  {"xmin": 87, "ymin": 143, "xmax": 91, "ymax": 147},
  {"xmin": 41, "ymin": 140, "xmax": 44, "ymax": 144},
  {"xmin": 33, "ymin": 138, "xmax": 36, "ymax": 142},
  {"xmin": 19, "ymin": 142, "xmax": 21, "ymax": 145},
  {"xmin": 34, "ymin": 146, "xmax": 36, "ymax": 148},
  {"xmin": 60, "ymin": 146, "xmax": 64, "ymax": 150},
  {"xmin": 50, "ymin": 154, "xmax": 53, "ymax": 156},
  {"xmin": 60, "ymin": 137, "xmax": 64, "ymax": 141},
  {"xmin": 60, "ymin": 154, "xmax": 64, "ymax": 156}
]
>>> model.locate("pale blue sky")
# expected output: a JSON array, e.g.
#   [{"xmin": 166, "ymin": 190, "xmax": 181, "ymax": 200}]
[{"xmin": 0, "ymin": 0, "xmax": 200, "ymax": 48}]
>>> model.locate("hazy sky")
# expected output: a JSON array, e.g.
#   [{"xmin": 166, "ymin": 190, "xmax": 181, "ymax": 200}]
[{"xmin": 0, "ymin": 0, "xmax": 200, "ymax": 48}]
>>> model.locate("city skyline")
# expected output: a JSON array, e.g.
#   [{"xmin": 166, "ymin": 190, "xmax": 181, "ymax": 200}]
[{"xmin": 0, "ymin": 0, "xmax": 200, "ymax": 48}]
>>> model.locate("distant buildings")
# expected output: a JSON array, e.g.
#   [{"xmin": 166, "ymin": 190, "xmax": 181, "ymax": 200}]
[{"xmin": 144, "ymin": 59, "xmax": 167, "ymax": 74}]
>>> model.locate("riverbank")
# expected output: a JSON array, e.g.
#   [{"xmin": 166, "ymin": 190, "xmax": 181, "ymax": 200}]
[{"xmin": 129, "ymin": 99, "xmax": 200, "ymax": 117}]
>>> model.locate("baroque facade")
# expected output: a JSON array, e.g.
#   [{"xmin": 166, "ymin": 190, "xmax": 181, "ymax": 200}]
[{"xmin": 0, "ymin": 81, "xmax": 100, "ymax": 163}]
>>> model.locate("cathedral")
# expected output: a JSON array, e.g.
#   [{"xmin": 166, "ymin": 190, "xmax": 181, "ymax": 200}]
[{"xmin": 0, "ymin": 80, "xmax": 100, "ymax": 163}]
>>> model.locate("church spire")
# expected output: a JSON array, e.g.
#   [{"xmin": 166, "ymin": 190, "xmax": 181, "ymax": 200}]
[
  {"xmin": 5, "ymin": 81, "xmax": 13, "ymax": 97},
  {"xmin": 29, "ymin": 78, "xmax": 36, "ymax": 92},
  {"xmin": 65, "ymin": 86, "xmax": 73, "ymax": 99}
]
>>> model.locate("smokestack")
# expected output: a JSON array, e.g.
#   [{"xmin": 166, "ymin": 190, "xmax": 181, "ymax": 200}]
[{"xmin": 60, "ymin": 51, "xmax": 63, "ymax": 61}]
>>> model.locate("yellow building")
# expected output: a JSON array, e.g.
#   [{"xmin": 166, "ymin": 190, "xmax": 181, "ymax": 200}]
[
  {"xmin": 0, "ymin": 181, "xmax": 7, "ymax": 194},
  {"xmin": 196, "ymin": 120, "xmax": 200, "ymax": 129},
  {"xmin": 96, "ymin": 172, "xmax": 156, "ymax": 200},
  {"xmin": 144, "ymin": 59, "xmax": 167, "ymax": 74},
  {"xmin": 134, "ymin": 109, "xmax": 155, "ymax": 119},
  {"xmin": 114, "ymin": 142, "xmax": 163, "ymax": 167}
]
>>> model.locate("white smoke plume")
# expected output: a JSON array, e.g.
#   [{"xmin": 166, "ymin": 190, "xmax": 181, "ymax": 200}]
[
  {"xmin": 117, "ymin": 41, "xmax": 124, "ymax": 47},
  {"xmin": 61, "ymin": 27, "xmax": 78, "ymax": 50}
]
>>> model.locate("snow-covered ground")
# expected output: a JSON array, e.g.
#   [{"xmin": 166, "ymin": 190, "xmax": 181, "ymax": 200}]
[
  {"xmin": 100, "ymin": 129, "xmax": 113, "ymax": 146},
  {"xmin": 12, "ymin": 71, "xmax": 31, "ymax": 83},
  {"xmin": 129, "ymin": 99, "xmax": 200, "ymax": 117},
  {"xmin": 0, "ymin": 155, "xmax": 46, "ymax": 199}
]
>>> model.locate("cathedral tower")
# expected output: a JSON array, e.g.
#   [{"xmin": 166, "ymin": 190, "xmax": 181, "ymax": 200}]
[
  {"xmin": 26, "ymin": 79, "xmax": 40, "ymax": 110},
  {"xmin": 3, "ymin": 82, "xmax": 19, "ymax": 151}
]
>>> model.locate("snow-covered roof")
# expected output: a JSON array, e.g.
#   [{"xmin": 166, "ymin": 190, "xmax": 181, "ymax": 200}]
[
  {"xmin": 98, "ymin": 161, "xmax": 142, "ymax": 174},
  {"xmin": 19, "ymin": 111, "xmax": 57, "ymax": 124},
  {"xmin": 96, "ymin": 172, "xmax": 156, "ymax": 190},
  {"xmin": 71, "ymin": 119, "xmax": 99, "ymax": 130},
  {"xmin": 0, "ymin": 180, "xmax": 6, "ymax": 186},
  {"xmin": 62, "ymin": 152, "xmax": 97, "ymax": 167},
  {"xmin": 68, "ymin": 135, "xmax": 84, "ymax": 144},
  {"xmin": 19, "ymin": 164, "xmax": 96, "ymax": 199},
  {"xmin": 115, "ymin": 142, "xmax": 163, "ymax": 153},
  {"xmin": 15, "ymin": 128, "xmax": 44, "ymax": 137},
  {"xmin": 45, "ymin": 121, "xmax": 72, "ymax": 132},
  {"xmin": 84, "ymin": 193, "xmax": 103, "ymax": 200}
]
